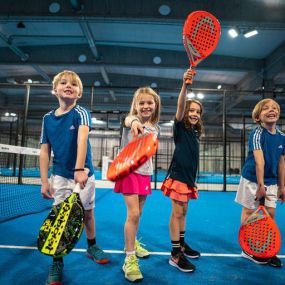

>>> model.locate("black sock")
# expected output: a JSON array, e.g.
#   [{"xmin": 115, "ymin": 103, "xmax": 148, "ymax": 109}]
[
  {"xmin": 171, "ymin": 240, "xmax": 181, "ymax": 256},
  {"xmin": 87, "ymin": 238, "xmax": 96, "ymax": 248},
  {"xmin": 180, "ymin": 231, "xmax": 185, "ymax": 247},
  {"xmin": 53, "ymin": 257, "xmax": 63, "ymax": 263}
]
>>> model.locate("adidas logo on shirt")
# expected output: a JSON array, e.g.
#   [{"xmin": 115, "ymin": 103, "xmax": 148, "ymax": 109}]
[{"xmin": 69, "ymin": 125, "xmax": 75, "ymax": 130}]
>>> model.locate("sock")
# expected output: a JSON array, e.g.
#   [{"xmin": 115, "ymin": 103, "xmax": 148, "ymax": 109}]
[
  {"xmin": 180, "ymin": 231, "xmax": 185, "ymax": 247},
  {"xmin": 87, "ymin": 238, "xmax": 96, "ymax": 248},
  {"xmin": 171, "ymin": 240, "xmax": 181, "ymax": 256},
  {"xmin": 53, "ymin": 257, "xmax": 63, "ymax": 263},
  {"xmin": 126, "ymin": 250, "xmax": 136, "ymax": 256}
]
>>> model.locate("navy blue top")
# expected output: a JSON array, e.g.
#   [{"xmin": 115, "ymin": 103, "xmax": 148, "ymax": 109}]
[
  {"xmin": 167, "ymin": 119, "xmax": 200, "ymax": 187},
  {"xmin": 40, "ymin": 105, "xmax": 94, "ymax": 179},
  {"xmin": 242, "ymin": 126, "xmax": 285, "ymax": 185}
]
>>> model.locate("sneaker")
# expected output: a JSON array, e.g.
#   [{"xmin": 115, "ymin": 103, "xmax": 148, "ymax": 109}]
[
  {"xmin": 181, "ymin": 243, "xmax": 200, "ymax": 259},
  {"xmin": 135, "ymin": 239, "xmax": 150, "ymax": 258},
  {"xmin": 86, "ymin": 244, "xmax": 110, "ymax": 264},
  {"xmin": 268, "ymin": 256, "xmax": 282, "ymax": 268},
  {"xmin": 46, "ymin": 261, "xmax": 64, "ymax": 285},
  {"xmin": 122, "ymin": 254, "xmax": 143, "ymax": 282},
  {"xmin": 169, "ymin": 252, "xmax": 196, "ymax": 273},
  {"xmin": 241, "ymin": 250, "xmax": 268, "ymax": 265}
]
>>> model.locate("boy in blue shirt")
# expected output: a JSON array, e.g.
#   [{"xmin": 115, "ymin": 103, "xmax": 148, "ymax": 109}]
[
  {"xmin": 40, "ymin": 70, "xmax": 109, "ymax": 285},
  {"xmin": 235, "ymin": 98, "xmax": 285, "ymax": 267}
]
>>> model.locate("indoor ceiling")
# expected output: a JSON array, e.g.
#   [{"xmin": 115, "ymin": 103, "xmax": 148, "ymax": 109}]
[{"xmin": 0, "ymin": 0, "xmax": 285, "ymax": 127}]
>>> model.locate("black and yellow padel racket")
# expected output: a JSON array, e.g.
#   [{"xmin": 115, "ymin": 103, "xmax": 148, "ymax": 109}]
[{"xmin": 37, "ymin": 183, "xmax": 84, "ymax": 257}]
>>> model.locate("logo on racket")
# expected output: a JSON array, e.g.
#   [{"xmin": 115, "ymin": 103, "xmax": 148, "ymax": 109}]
[
  {"xmin": 248, "ymin": 229, "xmax": 272, "ymax": 253},
  {"xmin": 183, "ymin": 15, "xmax": 217, "ymax": 65}
]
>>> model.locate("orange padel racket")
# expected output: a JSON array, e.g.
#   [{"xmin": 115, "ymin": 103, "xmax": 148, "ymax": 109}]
[
  {"xmin": 238, "ymin": 197, "xmax": 281, "ymax": 258},
  {"xmin": 183, "ymin": 10, "xmax": 221, "ymax": 84},
  {"xmin": 107, "ymin": 133, "xmax": 158, "ymax": 182}
]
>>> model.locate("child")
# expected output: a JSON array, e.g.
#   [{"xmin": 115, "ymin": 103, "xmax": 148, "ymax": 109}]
[
  {"xmin": 114, "ymin": 87, "xmax": 161, "ymax": 282},
  {"xmin": 40, "ymin": 70, "xmax": 110, "ymax": 285},
  {"xmin": 161, "ymin": 68, "xmax": 202, "ymax": 273},
  {"xmin": 235, "ymin": 98, "xmax": 285, "ymax": 267}
]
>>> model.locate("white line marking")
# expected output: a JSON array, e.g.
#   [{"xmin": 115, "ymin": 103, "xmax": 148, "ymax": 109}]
[{"xmin": 1, "ymin": 245, "xmax": 285, "ymax": 258}]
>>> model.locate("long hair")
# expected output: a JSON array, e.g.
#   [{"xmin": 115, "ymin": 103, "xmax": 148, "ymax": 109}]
[
  {"xmin": 183, "ymin": 99, "xmax": 204, "ymax": 137},
  {"xmin": 52, "ymin": 70, "xmax": 83, "ymax": 97},
  {"xmin": 252, "ymin": 98, "xmax": 280, "ymax": 125},
  {"xmin": 129, "ymin": 87, "xmax": 161, "ymax": 125}
]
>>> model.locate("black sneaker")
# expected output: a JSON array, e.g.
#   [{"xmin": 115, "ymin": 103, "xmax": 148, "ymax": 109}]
[
  {"xmin": 268, "ymin": 256, "xmax": 282, "ymax": 268},
  {"xmin": 169, "ymin": 252, "xmax": 196, "ymax": 272},
  {"xmin": 241, "ymin": 250, "xmax": 268, "ymax": 265},
  {"xmin": 181, "ymin": 243, "xmax": 200, "ymax": 259}
]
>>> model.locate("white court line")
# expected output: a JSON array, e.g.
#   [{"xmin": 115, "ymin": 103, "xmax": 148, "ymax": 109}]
[{"xmin": 1, "ymin": 245, "xmax": 285, "ymax": 258}]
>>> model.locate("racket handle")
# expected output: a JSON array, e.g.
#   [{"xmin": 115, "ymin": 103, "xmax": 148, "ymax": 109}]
[
  {"xmin": 73, "ymin": 183, "xmax": 81, "ymax": 194},
  {"xmin": 259, "ymin": 196, "xmax": 265, "ymax": 206},
  {"xmin": 185, "ymin": 67, "xmax": 196, "ymax": 85},
  {"xmin": 186, "ymin": 78, "xmax": 193, "ymax": 85}
]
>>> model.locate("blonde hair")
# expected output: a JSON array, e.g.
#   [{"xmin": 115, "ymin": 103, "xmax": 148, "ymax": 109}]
[
  {"xmin": 52, "ymin": 70, "xmax": 83, "ymax": 97},
  {"xmin": 252, "ymin": 98, "xmax": 280, "ymax": 124},
  {"xmin": 183, "ymin": 99, "xmax": 204, "ymax": 137},
  {"xmin": 129, "ymin": 87, "xmax": 161, "ymax": 125}
]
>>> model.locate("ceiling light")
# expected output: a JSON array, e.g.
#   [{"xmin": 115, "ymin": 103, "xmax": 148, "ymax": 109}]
[
  {"xmin": 244, "ymin": 29, "xmax": 258, "ymax": 38},
  {"xmin": 49, "ymin": 2, "xmax": 61, "ymax": 13},
  {"xmin": 217, "ymin": 84, "xmax": 222, "ymax": 89},
  {"xmin": 158, "ymin": 5, "xmax": 171, "ymax": 16},
  {"xmin": 153, "ymin": 56, "xmax": 162, "ymax": 65},
  {"xmin": 197, "ymin": 93, "xmax": 204, "ymax": 99},
  {"xmin": 187, "ymin": 92, "xmax": 195, "ymax": 99},
  {"xmin": 78, "ymin": 54, "xmax": 87, "ymax": 63},
  {"xmin": 228, "ymin": 28, "xmax": 239, "ymax": 38}
]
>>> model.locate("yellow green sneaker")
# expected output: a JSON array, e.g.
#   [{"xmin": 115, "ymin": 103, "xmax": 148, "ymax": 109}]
[
  {"xmin": 135, "ymin": 239, "xmax": 150, "ymax": 258},
  {"xmin": 122, "ymin": 254, "xmax": 143, "ymax": 282}
]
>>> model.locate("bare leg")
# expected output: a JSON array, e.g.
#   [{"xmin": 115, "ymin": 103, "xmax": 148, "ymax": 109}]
[{"xmin": 124, "ymin": 194, "xmax": 140, "ymax": 252}]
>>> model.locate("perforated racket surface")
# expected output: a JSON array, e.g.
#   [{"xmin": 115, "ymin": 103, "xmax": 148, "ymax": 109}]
[
  {"xmin": 107, "ymin": 133, "xmax": 158, "ymax": 182},
  {"xmin": 183, "ymin": 10, "xmax": 221, "ymax": 84},
  {"xmin": 37, "ymin": 183, "xmax": 84, "ymax": 258},
  {"xmin": 238, "ymin": 205, "xmax": 281, "ymax": 258}
]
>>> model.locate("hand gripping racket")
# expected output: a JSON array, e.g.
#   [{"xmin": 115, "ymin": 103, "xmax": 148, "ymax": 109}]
[
  {"xmin": 183, "ymin": 10, "xmax": 221, "ymax": 84},
  {"xmin": 238, "ymin": 197, "xmax": 281, "ymax": 258},
  {"xmin": 37, "ymin": 183, "xmax": 85, "ymax": 258},
  {"xmin": 107, "ymin": 133, "xmax": 158, "ymax": 182}
]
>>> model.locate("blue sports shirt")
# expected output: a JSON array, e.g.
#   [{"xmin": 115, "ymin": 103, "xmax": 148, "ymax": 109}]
[
  {"xmin": 242, "ymin": 126, "xmax": 285, "ymax": 185},
  {"xmin": 40, "ymin": 105, "xmax": 94, "ymax": 179}
]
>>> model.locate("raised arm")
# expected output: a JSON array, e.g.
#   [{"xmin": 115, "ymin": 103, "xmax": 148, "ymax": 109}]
[{"xmin": 176, "ymin": 69, "xmax": 196, "ymax": 121}]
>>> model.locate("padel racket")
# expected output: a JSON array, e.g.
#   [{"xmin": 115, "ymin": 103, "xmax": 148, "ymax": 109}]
[
  {"xmin": 37, "ymin": 183, "xmax": 84, "ymax": 258},
  {"xmin": 238, "ymin": 197, "xmax": 281, "ymax": 258},
  {"xmin": 183, "ymin": 10, "xmax": 221, "ymax": 84},
  {"xmin": 107, "ymin": 133, "xmax": 158, "ymax": 182}
]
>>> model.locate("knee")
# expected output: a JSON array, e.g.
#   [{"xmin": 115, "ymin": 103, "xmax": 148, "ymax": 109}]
[
  {"xmin": 127, "ymin": 211, "xmax": 140, "ymax": 224},
  {"xmin": 172, "ymin": 210, "xmax": 184, "ymax": 220},
  {"xmin": 84, "ymin": 209, "xmax": 93, "ymax": 221}
]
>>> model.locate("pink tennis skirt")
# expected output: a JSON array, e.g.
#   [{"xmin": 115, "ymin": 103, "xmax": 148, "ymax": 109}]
[
  {"xmin": 161, "ymin": 178, "xmax": 198, "ymax": 202},
  {"xmin": 114, "ymin": 172, "xmax": 152, "ymax": 196}
]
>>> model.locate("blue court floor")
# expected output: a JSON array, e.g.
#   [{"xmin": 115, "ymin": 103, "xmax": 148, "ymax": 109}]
[{"xmin": 0, "ymin": 188, "xmax": 285, "ymax": 284}]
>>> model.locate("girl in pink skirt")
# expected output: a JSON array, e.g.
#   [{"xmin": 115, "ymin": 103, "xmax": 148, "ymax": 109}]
[{"xmin": 114, "ymin": 87, "xmax": 160, "ymax": 282}]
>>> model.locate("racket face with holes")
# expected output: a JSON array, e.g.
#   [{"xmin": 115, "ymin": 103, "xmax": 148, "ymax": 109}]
[
  {"xmin": 238, "ymin": 205, "xmax": 281, "ymax": 258},
  {"xmin": 37, "ymin": 190, "xmax": 84, "ymax": 258},
  {"xmin": 183, "ymin": 10, "xmax": 221, "ymax": 67},
  {"xmin": 107, "ymin": 133, "xmax": 158, "ymax": 182}
]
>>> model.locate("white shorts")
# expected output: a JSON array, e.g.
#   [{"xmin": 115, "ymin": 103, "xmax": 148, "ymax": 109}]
[
  {"xmin": 235, "ymin": 176, "xmax": 278, "ymax": 209},
  {"xmin": 50, "ymin": 174, "xmax": 96, "ymax": 210}
]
